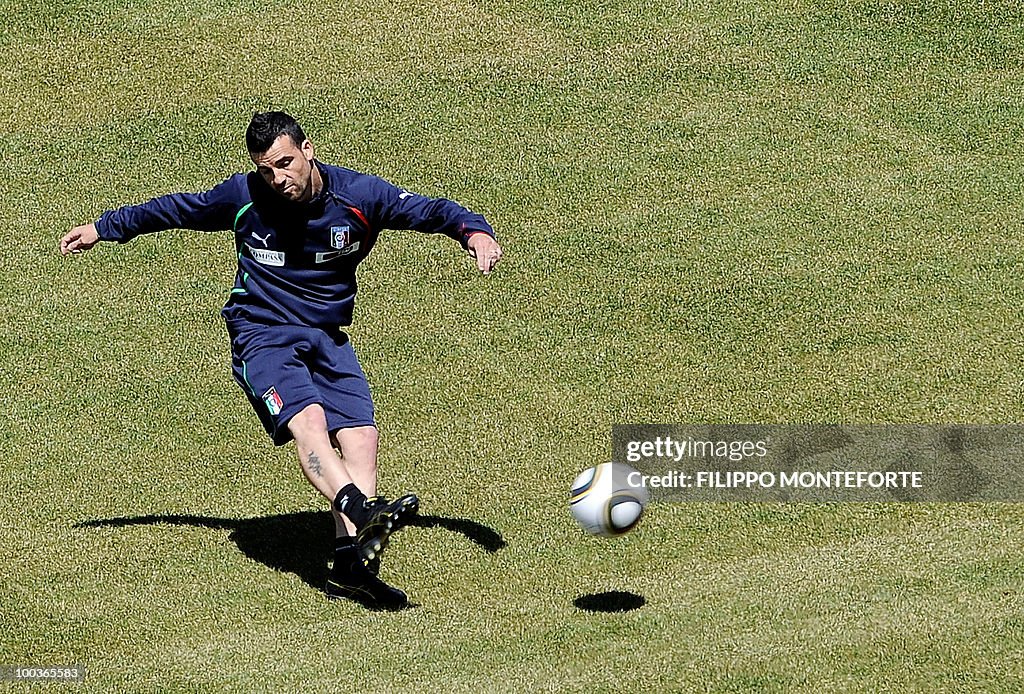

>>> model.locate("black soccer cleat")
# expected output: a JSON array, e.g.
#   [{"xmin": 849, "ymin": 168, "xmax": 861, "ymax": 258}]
[
  {"xmin": 325, "ymin": 557, "xmax": 408, "ymax": 611},
  {"xmin": 364, "ymin": 554, "xmax": 381, "ymax": 576},
  {"xmin": 358, "ymin": 496, "xmax": 387, "ymax": 575},
  {"xmin": 356, "ymin": 493, "xmax": 420, "ymax": 567}
]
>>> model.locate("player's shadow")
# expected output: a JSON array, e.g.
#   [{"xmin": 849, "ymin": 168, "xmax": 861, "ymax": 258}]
[
  {"xmin": 574, "ymin": 591, "xmax": 646, "ymax": 613},
  {"xmin": 75, "ymin": 511, "xmax": 506, "ymax": 592}
]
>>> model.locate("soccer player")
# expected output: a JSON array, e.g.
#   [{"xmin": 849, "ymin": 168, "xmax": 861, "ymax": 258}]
[{"xmin": 60, "ymin": 111, "xmax": 503, "ymax": 610}]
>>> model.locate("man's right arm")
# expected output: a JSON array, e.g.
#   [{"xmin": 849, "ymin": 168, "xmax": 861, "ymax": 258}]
[
  {"xmin": 60, "ymin": 223, "xmax": 100, "ymax": 255},
  {"xmin": 60, "ymin": 175, "xmax": 244, "ymax": 255}
]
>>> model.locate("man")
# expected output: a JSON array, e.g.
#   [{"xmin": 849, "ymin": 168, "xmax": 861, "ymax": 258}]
[{"xmin": 60, "ymin": 111, "xmax": 503, "ymax": 610}]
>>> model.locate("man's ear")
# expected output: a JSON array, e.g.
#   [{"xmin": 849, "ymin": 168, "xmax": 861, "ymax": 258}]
[{"xmin": 301, "ymin": 139, "xmax": 315, "ymax": 161}]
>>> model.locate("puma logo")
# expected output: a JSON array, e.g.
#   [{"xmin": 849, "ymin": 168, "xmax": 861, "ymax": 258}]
[{"xmin": 251, "ymin": 231, "xmax": 271, "ymax": 247}]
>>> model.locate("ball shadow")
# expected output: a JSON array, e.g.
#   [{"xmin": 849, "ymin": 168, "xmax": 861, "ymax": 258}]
[{"xmin": 574, "ymin": 590, "xmax": 646, "ymax": 613}]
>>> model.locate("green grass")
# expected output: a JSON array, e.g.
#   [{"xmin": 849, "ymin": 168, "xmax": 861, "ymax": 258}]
[{"xmin": 3, "ymin": 0, "xmax": 1024, "ymax": 690}]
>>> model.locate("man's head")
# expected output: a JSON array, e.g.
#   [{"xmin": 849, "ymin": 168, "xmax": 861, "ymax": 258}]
[{"xmin": 246, "ymin": 111, "xmax": 320, "ymax": 202}]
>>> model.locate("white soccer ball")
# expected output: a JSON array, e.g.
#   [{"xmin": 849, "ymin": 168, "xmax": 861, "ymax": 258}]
[{"xmin": 569, "ymin": 462, "xmax": 649, "ymax": 537}]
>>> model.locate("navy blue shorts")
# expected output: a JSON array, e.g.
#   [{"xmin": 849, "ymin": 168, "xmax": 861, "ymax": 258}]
[{"xmin": 226, "ymin": 321, "xmax": 376, "ymax": 446}]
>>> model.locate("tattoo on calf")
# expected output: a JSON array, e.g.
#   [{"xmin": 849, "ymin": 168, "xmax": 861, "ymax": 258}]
[{"xmin": 307, "ymin": 451, "xmax": 323, "ymax": 478}]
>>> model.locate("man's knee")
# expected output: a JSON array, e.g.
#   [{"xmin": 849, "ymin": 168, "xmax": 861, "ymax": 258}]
[
  {"xmin": 287, "ymin": 404, "xmax": 329, "ymax": 443},
  {"xmin": 350, "ymin": 425, "xmax": 379, "ymax": 450},
  {"xmin": 332, "ymin": 426, "xmax": 379, "ymax": 464}
]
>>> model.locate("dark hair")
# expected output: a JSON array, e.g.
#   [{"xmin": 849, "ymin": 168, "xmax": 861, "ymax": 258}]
[{"xmin": 246, "ymin": 111, "xmax": 307, "ymax": 153}]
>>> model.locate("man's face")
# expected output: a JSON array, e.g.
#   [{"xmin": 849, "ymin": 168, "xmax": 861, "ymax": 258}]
[{"xmin": 251, "ymin": 135, "xmax": 316, "ymax": 202}]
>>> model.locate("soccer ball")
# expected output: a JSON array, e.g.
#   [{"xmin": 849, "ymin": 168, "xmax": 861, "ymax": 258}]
[{"xmin": 569, "ymin": 462, "xmax": 649, "ymax": 536}]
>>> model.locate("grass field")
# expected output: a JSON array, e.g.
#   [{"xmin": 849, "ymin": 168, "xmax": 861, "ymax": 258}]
[{"xmin": 3, "ymin": 0, "xmax": 1024, "ymax": 691}]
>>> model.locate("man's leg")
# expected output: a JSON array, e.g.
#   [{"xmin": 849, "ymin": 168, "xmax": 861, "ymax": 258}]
[
  {"xmin": 287, "ymin": 404, "xmax": 408, "ymax": 610},
  {"xmin": 329, "ymin": 425, "xmax": 418, "ymax": 576},
  {"xmin": 327, "ymin": 424, "xmax": 418, "ymax": 569},
  {"xmin": 329, "ymin": 425, "xmax": 380, "ymax": 537},
  {"xmin": 227, "ymin": 325, "xmax": 408, "ymax": 609},
  {"xmin": 287, "ymin": 404, "xmax": 358, "ymax": 505},
  {"xmin": 287, "ymin": 405, "xmax": 410, "ymax": 541}
]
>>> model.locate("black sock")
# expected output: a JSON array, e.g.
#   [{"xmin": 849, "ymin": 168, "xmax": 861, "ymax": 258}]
[
  {"xmin": 334, "ymin": 536, "xmax": 357, "ymax": 560},
  {"xmin": 333, "ymin": 484, "xmax": 370, "ymax": 527},
  {"xmin": 331, "ymin": 536, "xmax": 361, "ymax": 576}
]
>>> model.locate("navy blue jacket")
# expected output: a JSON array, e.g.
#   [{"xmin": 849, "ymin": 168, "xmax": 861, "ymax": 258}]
[{"xmin": 96, "ymin": 162, "xmax": 495, "ymax": 328}]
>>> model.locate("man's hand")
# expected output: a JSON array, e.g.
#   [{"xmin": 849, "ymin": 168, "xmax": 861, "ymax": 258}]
[
  {"xmin": 60, "ymin": 223, "xmax": 100, "ymax": 256},
  {"xmin": 467, "ymin": 232, "xmax": 502, "ymax": 275}
]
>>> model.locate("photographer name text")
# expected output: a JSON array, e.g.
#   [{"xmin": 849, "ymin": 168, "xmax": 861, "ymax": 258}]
[{"xmin": 628, "ymin": 469, "xmax": 923, "ymax": 490}]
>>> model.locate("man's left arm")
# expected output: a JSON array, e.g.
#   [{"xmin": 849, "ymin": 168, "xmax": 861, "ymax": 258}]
[
  {"xmin": 368, "ymin": 178, "xmax": 503, "ymax": 274},
  {"xmin": 465, "ymin": 231, "xmax": 502, "ymax": 275}
]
